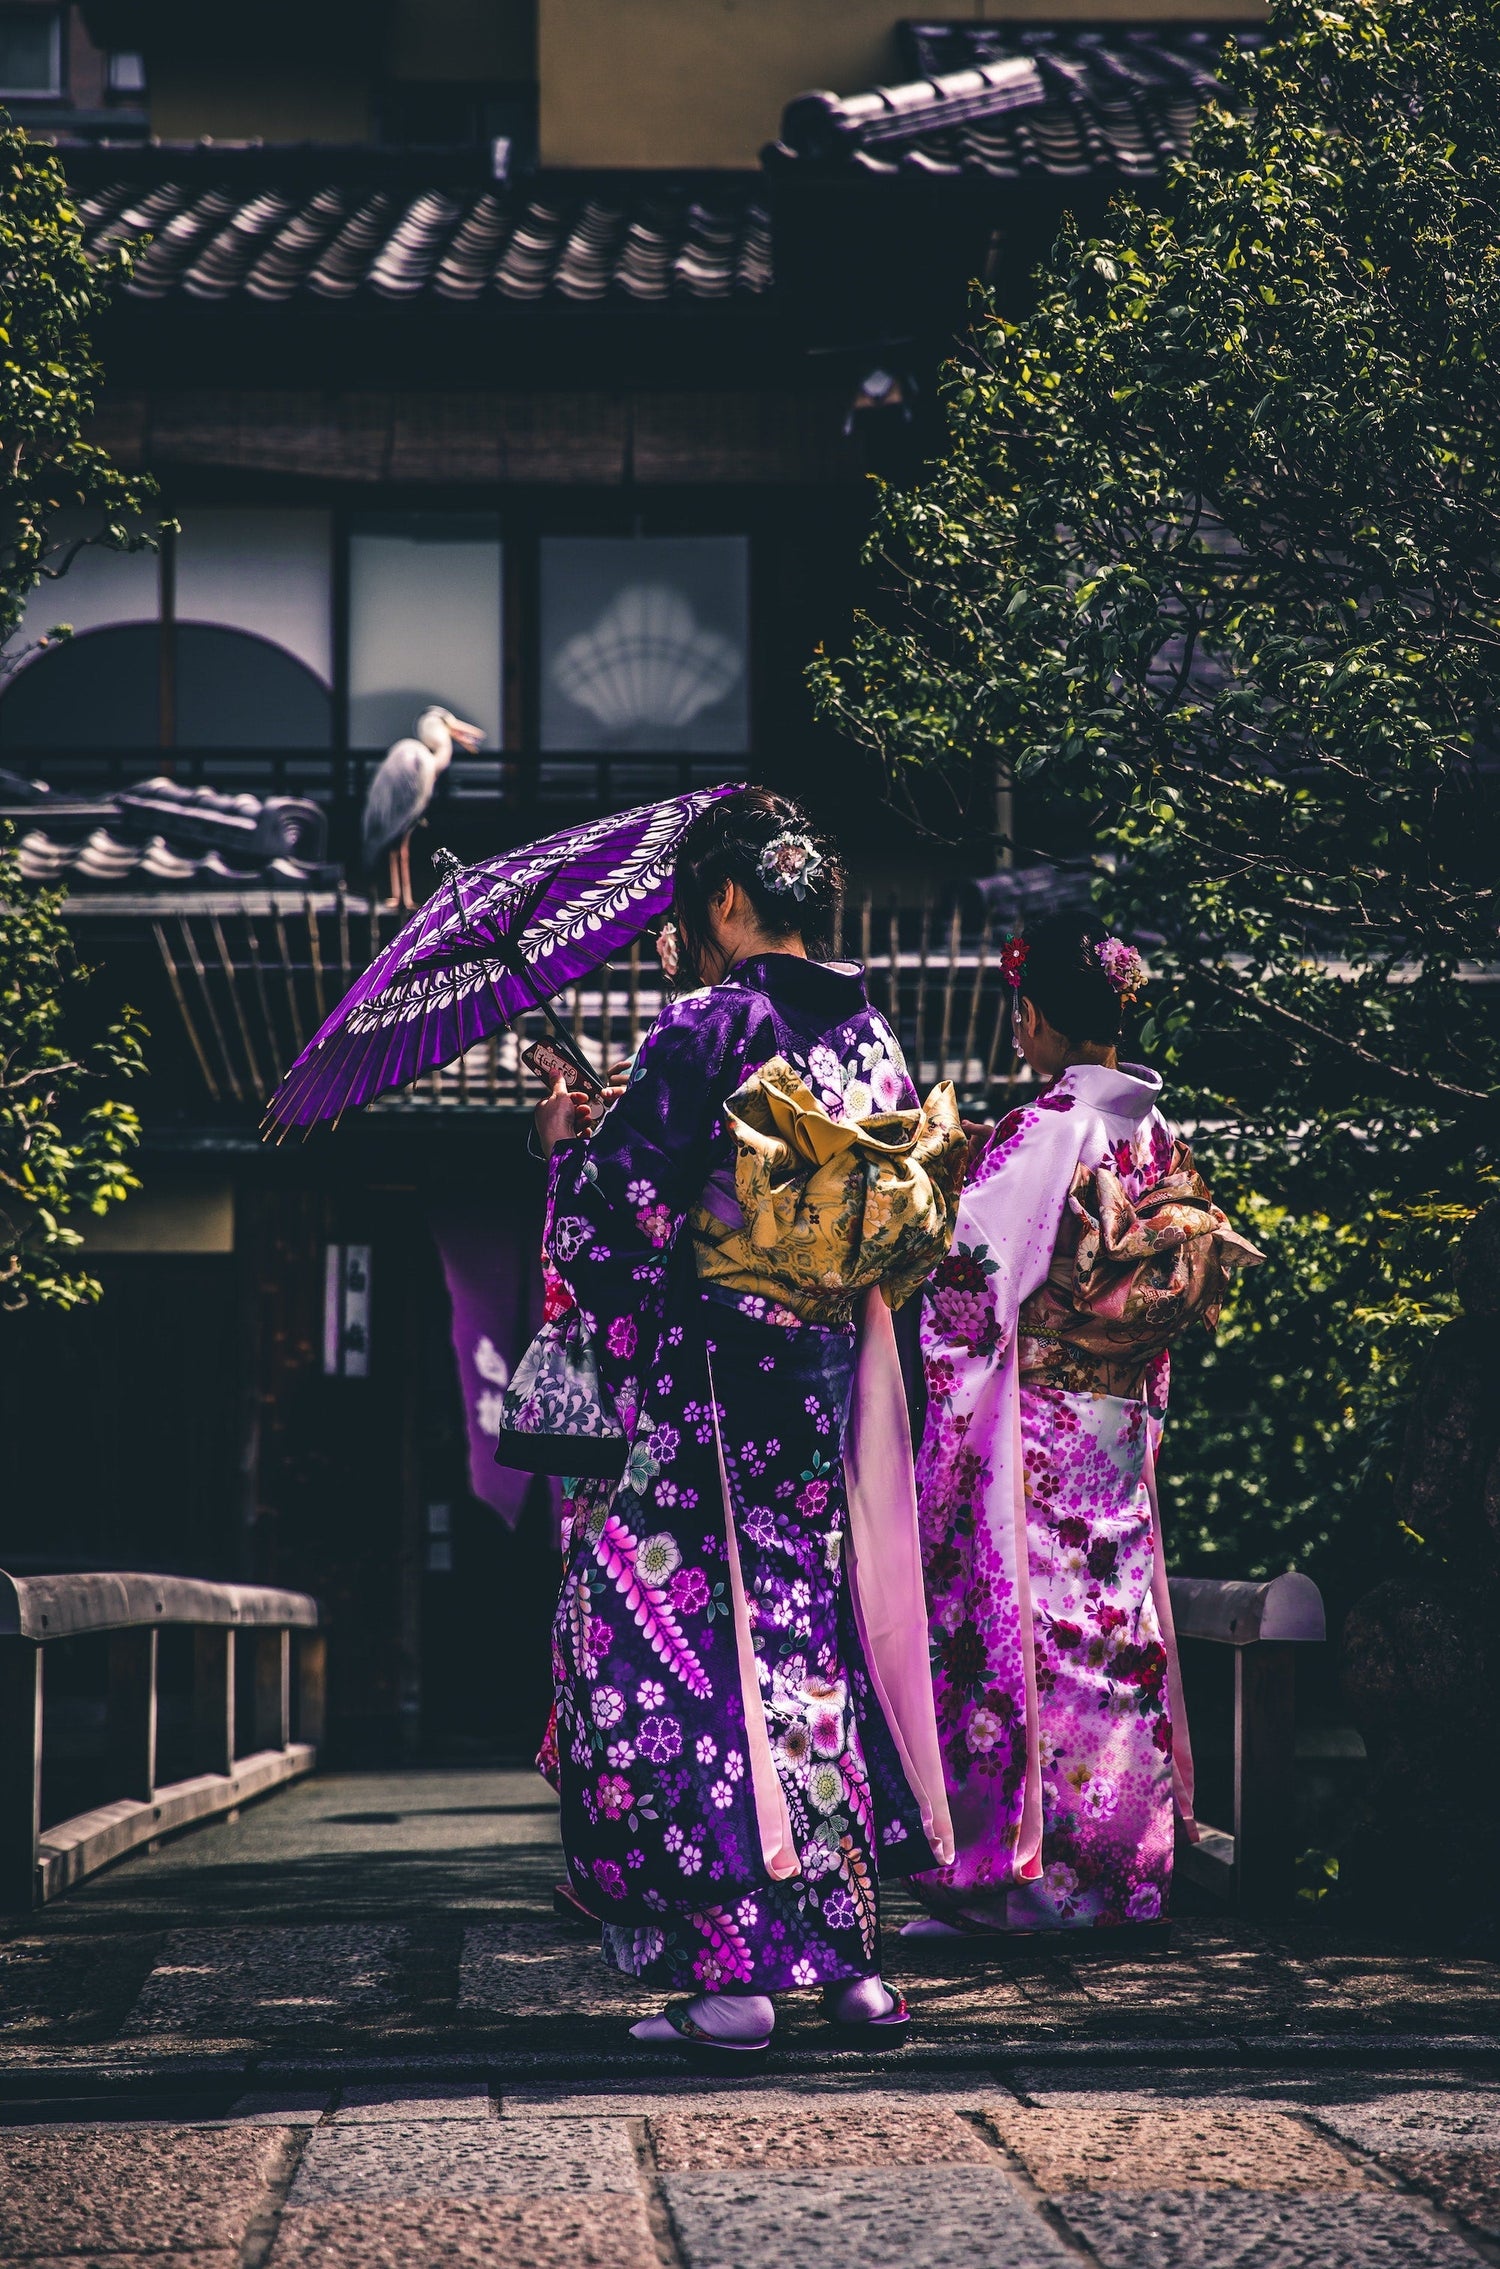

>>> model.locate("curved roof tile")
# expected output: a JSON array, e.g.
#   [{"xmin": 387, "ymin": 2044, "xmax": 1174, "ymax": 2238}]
[
  {"xmin": 78, "ymin": 174, "xmax": 773, "ymax": 306},
  {"xmin": 769, "ymin": 19, "xmax": 1257, "ymax": 180}
]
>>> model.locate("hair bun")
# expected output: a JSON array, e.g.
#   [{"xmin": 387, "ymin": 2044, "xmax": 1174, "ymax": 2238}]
[{"xmin": 672, "ymin": 787, "xmax": 844, "ymax": 978}]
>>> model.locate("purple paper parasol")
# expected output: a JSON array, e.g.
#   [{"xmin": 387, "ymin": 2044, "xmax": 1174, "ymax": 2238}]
[{"xmin": 264, "ymin": 785, "xmax": 735, "ymax": 1131}]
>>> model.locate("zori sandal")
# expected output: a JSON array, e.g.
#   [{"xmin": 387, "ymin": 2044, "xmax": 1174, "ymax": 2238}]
[
  {"xmin": 631, "ymin": 1998, "xmax": 773, "ymax": 2067},
  {"xmin": 552, "ymin": 1879, "xmax": 602, "ymax": 1934},
  {"xmin": 822, "ymin": 1985, "xmax": 912, "ymax": 2049}
]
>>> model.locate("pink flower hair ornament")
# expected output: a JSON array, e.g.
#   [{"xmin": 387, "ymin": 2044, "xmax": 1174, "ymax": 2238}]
[
  {"xmin": 756, "ymin": 830, "xmax": 824, "ymax": 901},
  {"xmin": 1096, "ymin": 935, "xmax": 1148, "ymax": 1002}
]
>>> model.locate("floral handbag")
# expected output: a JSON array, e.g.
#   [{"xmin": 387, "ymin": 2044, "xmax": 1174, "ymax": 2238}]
[{"xmin": 490, "ymin": 1306, "xmax": 628, "ymax": 1478}]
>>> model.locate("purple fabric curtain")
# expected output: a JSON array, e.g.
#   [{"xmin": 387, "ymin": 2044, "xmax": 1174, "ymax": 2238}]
[{"xmin": 427, "ymin": 1190, "xmax": 548, "ymax": 1530}]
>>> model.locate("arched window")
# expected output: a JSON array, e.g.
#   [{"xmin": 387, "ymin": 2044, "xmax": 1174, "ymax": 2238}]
[{"xmin": 0, "ymin": 624, "xmax": 332, "ymax": 749}]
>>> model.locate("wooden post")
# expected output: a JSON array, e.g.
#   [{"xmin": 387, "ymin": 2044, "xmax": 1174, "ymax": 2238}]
[
  {"xmin": 397, "ymin": 1225, "xmax": 424, "ymax": 1762},
  {"xmin": 0, "ymin": 1642, "xmax": 42, "ymax": 1911},
  {"xmin": 297, "ymin": 1631, "xmax": 327, "ymax": 1751},
  {"xmin": 106, "ymin": 1628, "xmax": 158, "ymax": 1804},
  {"xmin": 192, "ymin": 1627, "xmax": 235, "ymax": 1775},
  {"xmin": 252, "ymin": 1629, "xmax": 291, "ymax": 1753},
  {"xmin": 1234, "ymin": 1641, "xmax": 1298, "ymax": 1908}
]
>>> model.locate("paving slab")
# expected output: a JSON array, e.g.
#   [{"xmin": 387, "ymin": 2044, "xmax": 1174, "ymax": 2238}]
[
  {"xmin": 0, "ymin": 1935, "xmax": 162, "ymax": 2045},
  {"xmin": 125, "ymin": 1927, "xmax": 405, "ymax": 2037},
  {"xmin": 458, "ymin": 1921, "xmax": 652, "ymax": 2023},
  {"xmin": 286, "ymin": 2116, "xmax": 640, "ymax": 2203},
  {"xmin": 1055, "ymin": 2187, "xmax": 1484, "ymax": 2267},
  {"xmin": 21, "ymin": 2255, "xmax": 238, "ymax": 2268},
  {"xmin": 0, "ymin": 2124, "xmax": 294, "ymax": 2255},
  {"xmin": 661, "ymin": 2167, "xmax": 1074, "ymax": 2268},
  {"xmin": 986, "ymin": 2093, "xmax": 1374, "ymax": 2192},
  {"xmin": 1385, "ymin": 2147, "xmax": 1500, "ymax": 2241},
  {"xmin": 1311, "ymin": 2088, "xmax": 1500, "ymax": 2150},
  {"xmin": 270, "ymin": 2196, "xmax": 658, "ymax": 2269},
  {"xmin": 650, "ymin": 2101, "xmax": 992, "ymax": 2169},
  {"xmin": 1012, "ymin": 2063, "xmax": 1479, "ymax": 2102},
  {"xmin": 224, "ymin": 2090, "xmax": 333, "ymax": 2125},
  {"xmin": 503, "ymin": 2069, "xmax": 1003, "ymax": 2116},
  {"xmin": 331, "ymin": 2084, "xmax": 493, "ymax": 2123}
]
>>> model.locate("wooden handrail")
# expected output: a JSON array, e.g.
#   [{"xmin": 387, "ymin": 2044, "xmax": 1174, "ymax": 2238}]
[
  {"xmin": 0, "ymin": 1570, "xmax": 320, "ymax": 1640},
  {"xmin": 0, "ymin": 1569, "xmax": 323, "ymax": 1912},
  {"xmin": 1168, "ymin": 1571, "xmax": 1325, "ymax": 1911},
  {"xmin": 1168, "ymin": 1571, "xmax": 1325, "ymax": 1648}
]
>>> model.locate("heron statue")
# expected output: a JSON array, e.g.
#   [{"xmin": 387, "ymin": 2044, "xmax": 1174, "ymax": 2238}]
[{"xmin": 362, "ymin": 706, "xmax": 486, "ymax": 910}]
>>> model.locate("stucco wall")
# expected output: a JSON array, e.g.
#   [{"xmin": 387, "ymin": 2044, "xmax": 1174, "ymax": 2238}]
[
  {"xmin": 148, "ymin": 0, "xmax": 534, "ymax": 142},
  {"xmin": 149, "ymin": 66, "xmax": 374, "ymax": 143}
]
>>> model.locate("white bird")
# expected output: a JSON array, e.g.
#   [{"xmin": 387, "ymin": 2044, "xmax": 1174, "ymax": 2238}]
[{"xmin": 362, "ymin": 706, "xmax": 485, "ymax": 910}]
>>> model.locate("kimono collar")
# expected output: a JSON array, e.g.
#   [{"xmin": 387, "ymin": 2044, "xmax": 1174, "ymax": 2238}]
[
  {"xmin": 1050, "ymin": 1060, "xmax": 1162, "ymax": 1128},
  {"xmin": 719, "ymin": 953, "xmax": 871, "ymax": 1020}
]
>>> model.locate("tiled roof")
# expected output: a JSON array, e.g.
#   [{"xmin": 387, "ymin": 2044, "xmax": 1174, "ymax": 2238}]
[
  {"xmin": 0, "ymin": 772, "xmax": 340, "ymax": 888},
  {"xmin": 766, "ymin": 19, "xmax": 1258, "ymax": 181},
  {"xmin": 74, "ymin": 172, "xmax": 773, "ymax": 304}
]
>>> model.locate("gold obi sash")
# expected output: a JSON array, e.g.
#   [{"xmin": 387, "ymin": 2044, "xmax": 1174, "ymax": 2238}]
[
  {"xmin": 689, "ymin": 1056, "xmax": 967, "ymax": 1326},
  {"xmin": 1017, "ymin": 1140, "xmax": 1265, "ymax": 1398}
]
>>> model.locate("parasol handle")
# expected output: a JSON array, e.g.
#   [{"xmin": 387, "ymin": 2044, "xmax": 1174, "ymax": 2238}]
[{"xmin": 429, "ymin": 845, "xmax": 600, "ymax": 1092}]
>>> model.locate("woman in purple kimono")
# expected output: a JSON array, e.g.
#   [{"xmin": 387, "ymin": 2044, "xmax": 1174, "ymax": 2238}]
[
  {"xmin": 911, "ymin": 915, "xmax": 1261, "ymax": 1936},
  {"xmin": 529, "ymin": 790, "xmax": 955, "ymax": 2057}
]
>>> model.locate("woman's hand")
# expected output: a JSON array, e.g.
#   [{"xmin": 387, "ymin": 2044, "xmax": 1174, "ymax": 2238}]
[
  {"xmin": 961, "ymin": 1118, "xmax": 994, "ymax": 1177},
  {"xmin": 534, "ymin": 1070, "xmax": 583, "ymax": 1160},
  {"xmin": 598, "ymin": 1059, "xmax": 633, "ymax": 1112}
]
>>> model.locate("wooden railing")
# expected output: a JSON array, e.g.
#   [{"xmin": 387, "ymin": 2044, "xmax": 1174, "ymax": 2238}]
[
  {"xmin": 137, "ymin": 885, "xmax": 1028, "ymax": 1116},
  {"xmin": 0, "ymin": 1570, "xmax": 323, "ymax": 1910},
  {"xmin": 1168, "ymin": 1571, "xmax": 1326, "ymax": 1909}
]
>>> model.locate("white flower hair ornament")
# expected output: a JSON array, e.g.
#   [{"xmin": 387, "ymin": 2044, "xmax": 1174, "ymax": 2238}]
[
  {"xmin": 756, "ymin": 829, "xmax": 825, "ymax": 901},
  {"xmin": 1096, "ymin": 935, "xmax": 1148, "ymax": 1003}
]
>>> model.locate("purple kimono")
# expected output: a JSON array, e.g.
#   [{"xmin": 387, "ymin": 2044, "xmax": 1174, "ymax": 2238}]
[{"xmin": 542, "ymin": 954, "xmax": 946, "ymax": 1992}]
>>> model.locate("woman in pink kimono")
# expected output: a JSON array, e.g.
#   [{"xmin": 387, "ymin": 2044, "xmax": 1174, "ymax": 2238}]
[{"xmin": 911, "ymin": 914, "xmax": 1261, "ymax": 1934}]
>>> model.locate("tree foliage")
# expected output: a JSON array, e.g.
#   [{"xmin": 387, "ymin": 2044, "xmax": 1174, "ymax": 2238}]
[
  {"xmin": 813, "ymin": 0, "xmax": 1500, "ymax": 1592},
  {"xmin": 0, "ymin": 839, "xmax": 144, "ymax": 1308},
  {"xmin": 0, "ymin": 116, "xmax": 154, "ymax": 1306},
  {"xmin": 0, "ymin": 117, "xmax": 149, "ymax": 642}
]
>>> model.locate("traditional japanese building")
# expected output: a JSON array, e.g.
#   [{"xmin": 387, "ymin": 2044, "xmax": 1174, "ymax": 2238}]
[{"xmin": 0, "ymin": 0, "xmax": 1257, "ymax": 1762}]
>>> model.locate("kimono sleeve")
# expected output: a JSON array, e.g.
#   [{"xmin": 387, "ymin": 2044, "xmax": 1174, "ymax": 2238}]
[
  {"xmin": 544, "ymin": 994, "xmax": 752, "ymax": 1413},
  {"xmin": 924, "ymin": 1098, "xmax": 1086, "ymax": 1368}
]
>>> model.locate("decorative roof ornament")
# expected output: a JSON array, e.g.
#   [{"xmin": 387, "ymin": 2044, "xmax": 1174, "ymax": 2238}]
[{"xmin": 756, "ymin": 829, "xmax": 825, "ymax": 901}]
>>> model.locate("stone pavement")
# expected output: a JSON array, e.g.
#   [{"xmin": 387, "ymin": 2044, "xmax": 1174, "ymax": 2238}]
[
  {"xmin": 7, "ymin": 2069, "xmax": 1500, "ymax": 2267},
  {"xmin": 2, "ymin": 1768, "xmax": 1499, "ymax": 2263}
]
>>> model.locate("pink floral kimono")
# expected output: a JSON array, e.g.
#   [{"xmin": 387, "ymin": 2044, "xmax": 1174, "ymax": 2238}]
[{"xmin": 913, "ymin": 1061, "xmax": 1258, "ymax": 1931}]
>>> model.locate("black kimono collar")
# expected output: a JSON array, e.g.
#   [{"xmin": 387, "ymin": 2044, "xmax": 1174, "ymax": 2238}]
[{"xmin": 719, "ymin": 953, "xmax": 871, "ymax": 1020}]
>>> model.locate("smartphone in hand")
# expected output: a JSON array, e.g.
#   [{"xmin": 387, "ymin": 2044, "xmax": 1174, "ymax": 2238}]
[{"xmin": 522, "ymin": 1039, "xmax": 603, "ymax": 1100}]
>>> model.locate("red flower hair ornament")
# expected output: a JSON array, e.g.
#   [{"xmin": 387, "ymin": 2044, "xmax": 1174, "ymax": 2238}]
[{"xmin": 999, "ymin": 935, "xmax": 1029, "ymax": 989}]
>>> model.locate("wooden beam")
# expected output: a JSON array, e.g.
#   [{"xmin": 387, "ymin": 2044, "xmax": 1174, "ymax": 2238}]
[
  {"xmin": 1167, "ymin": 1572, "xmax": 1325, "ymax": 1647},
  {"xmin": 0, "ymin": 1571, "xmax": 319, "ymax": 1642},
  {"xmin": 297, "ymin": 1631, "xmax": 327, "ymax": 1751},
  {"xmin": 1234, "ymin": 1641, "xmax": 1299, "ymax": 1909},
  {"xmin": 0, "ymin": 1642, "xmax": 42, "ymax": 1912},
  {"xmin": 35, "ymin": 1746, "xmax": 315, "ymax": 1905},
  {"xmin": 120, "ymin": 388, "xmax": 867, "ymax": 487},
  {"xmin": 632, "ymin": 390, "xmax": 860, "ymax": 484}
]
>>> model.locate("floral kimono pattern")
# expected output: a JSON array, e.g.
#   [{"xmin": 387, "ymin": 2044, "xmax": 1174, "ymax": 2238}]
[
  {"xmin": 915, "ymin": 1063, "xmax": 1205, "ymax": 1931},
  {"xmin": 540, "ymin": 954, "xmax": 949, "ymax": 1992}
]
